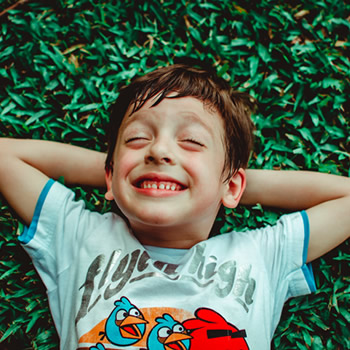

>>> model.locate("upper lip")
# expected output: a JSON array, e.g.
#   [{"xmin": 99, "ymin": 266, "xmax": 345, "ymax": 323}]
[{"xmin": 133, "ymin": 173, "xmax": 187, "ymax": 188}]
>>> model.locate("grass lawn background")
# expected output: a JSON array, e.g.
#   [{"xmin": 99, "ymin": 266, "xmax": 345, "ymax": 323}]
[{"xmin": 0, "ymin": 0, "xmax": 349, "ymax": 349}]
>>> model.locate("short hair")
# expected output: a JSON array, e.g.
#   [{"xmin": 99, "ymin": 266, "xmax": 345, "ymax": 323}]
[{"xmin": 105, "ymin": 64, "xmax": 256, "ymax": 182}]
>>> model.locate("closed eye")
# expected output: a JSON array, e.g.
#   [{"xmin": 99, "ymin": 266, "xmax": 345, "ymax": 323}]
[
  {"xmin": 183, "ymin": 138, "xmax": 204, "ymax": 147},
  {"xmin": 125, "ymin": 137, "xmax": 148, "ymax": 143}
]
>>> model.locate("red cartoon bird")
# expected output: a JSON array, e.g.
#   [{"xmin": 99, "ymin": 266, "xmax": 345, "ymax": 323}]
[{"xmin": 183, "ymin": 308, "xmax": 249, "ymax": 350}]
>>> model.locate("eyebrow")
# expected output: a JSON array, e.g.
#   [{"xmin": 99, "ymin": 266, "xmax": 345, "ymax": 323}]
[
  {"xmin": 179, "ymin": 112, "xmax": 215, "ymax": 135},
  {"xmin": 124, "ymin": 109, "xmax": 215, "ymax": 137}
]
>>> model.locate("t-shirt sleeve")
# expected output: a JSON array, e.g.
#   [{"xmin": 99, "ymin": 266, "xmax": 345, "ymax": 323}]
[
  {"xmin": 18, "ymin": 179, "xmax": 88, "ymax": 292},
  {"xmin": 242, "ymin": 211, "xmax": 316, "ymax": 334},
  {"xmin": 256, "ymin": 211, "xmax": 316, "ymax": 299},
  {"xmin": 290, "ymin": 211, "xmax": 316, "ymax": 297}
]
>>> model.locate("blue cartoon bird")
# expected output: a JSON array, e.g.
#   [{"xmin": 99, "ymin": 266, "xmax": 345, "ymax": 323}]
[
  {"xmin": 102, "ymin": 296, "xmax": 148, "ymax": 347},
  {"xmin": 147, "ymin": 313, "xmax": 191, "ymax": 350}
]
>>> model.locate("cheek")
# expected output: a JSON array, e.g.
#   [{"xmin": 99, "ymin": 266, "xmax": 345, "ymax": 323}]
[
  {"xmin": 185, "ymin": 152, "xmax": 225, "ymax": 179},
  {"xmin": 111, "ymin": 152, "xmax": 140, "ymax": 201},
  {"xmin": 115, "ymin": 151, "xmax": 139, "ymax": 177}
]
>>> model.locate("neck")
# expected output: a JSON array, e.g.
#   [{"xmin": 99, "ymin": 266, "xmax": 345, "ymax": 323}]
[{"xmin": 130, "ymin": 223, "xmax": 211, "ymax": 249}]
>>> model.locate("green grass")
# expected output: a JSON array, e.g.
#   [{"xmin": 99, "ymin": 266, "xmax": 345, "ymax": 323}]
[{"xmin": 0, "ymin": 0, "xmax": 349, "ymax": 348}]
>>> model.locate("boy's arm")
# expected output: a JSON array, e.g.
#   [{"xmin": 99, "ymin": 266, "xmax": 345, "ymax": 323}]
[
  {"xmin": 0, "ymin": 138, "xmax": 106, "ymax": 226},
  {"xmin": 241, "ymin": 169, "xmax": 350, "ymax": 262}
]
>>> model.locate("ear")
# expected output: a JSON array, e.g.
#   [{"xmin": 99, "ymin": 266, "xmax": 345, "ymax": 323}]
[
  {"xmin": 222, "ymin": 168, "xmax": 246, "ymax": 209},
  {"xmin": 105, "ymin": 166, "xmax": 114, "ymax": 201}
]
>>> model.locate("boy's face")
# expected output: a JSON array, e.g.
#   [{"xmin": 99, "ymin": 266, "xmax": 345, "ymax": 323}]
[{"xmin": 105, "ymin": 95, "xmax": 245, "ymax": 247}]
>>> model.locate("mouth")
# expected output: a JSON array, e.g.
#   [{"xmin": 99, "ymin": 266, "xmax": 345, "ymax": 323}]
[
  {"xmin": 133, "ymin": 175, "xmax": 187, "ymax": 192},
  {"xmin": 120, "ymin": 324, "xmax": 142, "ymax": 339},
  {"xmin": 137, "ymin": 180, "xmax": 185, "ymax": 191},
  {"xmin": 164, "ymin": 332, "xmax": 191, "ymax": 350},
  {"xmin": 165, "ymin": 341, "xmax": 187, "ymax": 350}
]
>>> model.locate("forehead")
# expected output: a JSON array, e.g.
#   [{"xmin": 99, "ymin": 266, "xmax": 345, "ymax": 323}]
[{"xmin": 121, "ymin": 95, "xmax": 224, "ymax": 133}]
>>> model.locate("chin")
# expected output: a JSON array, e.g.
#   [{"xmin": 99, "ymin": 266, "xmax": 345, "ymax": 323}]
[
  {"xmin": 140, "ymin": 214, "xmax": 178, "ymax": 227},
  {"xmin": 128, "ymin": 210, "xmax": 185, "ymax": 230}
]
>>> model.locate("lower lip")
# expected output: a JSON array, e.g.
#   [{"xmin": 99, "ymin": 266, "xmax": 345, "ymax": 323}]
[{"xmin": 133, "ymin": 186, "xmax": 186, "ymax": 197}]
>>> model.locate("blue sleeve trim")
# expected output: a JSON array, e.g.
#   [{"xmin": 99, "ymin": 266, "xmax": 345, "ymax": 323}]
[
  {"xmin": 301, "ymin": 211, "xmax": 310, "ymax": 264},
  {"xmin": 18, "ymin": 179, "xmax": 55, "ymax": 245},
  {"xmin": 301, "ymin": 210, "xmax": 316, "ymax": 293}
]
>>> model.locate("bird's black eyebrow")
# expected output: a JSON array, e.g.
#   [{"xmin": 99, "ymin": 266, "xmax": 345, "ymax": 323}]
[{"xmin": 207, "ymin": 329, "xmax": 247, "ymax": 339}]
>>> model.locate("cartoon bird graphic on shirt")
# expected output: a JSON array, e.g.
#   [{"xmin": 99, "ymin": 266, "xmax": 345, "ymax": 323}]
[
  {"xmin": 100, "ymin": 296, "xmax": 148, "ymax": 347},
  {"xmin": 147, "ymin": 313, "xmax": 192, "ymax": 350},
  {"xmin": 183, "ymin": 308, "xmax": 249, "ymax": 350}
]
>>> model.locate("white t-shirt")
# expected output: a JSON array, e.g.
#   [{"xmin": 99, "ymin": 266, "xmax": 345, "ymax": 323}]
[{"xmin": 19, "ymin": 180, "xmax": 315, "ymax": 350}]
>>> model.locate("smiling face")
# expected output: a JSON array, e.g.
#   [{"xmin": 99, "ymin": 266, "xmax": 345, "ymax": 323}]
[{"xmin": 105, "ymin": 95, "xmax": 246, "ymax": 248}]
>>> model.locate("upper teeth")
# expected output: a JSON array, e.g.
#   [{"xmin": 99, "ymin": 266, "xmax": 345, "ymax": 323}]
[{"xmin": 140, "ymin": 181, "xmax": 179, "ymax": 191}]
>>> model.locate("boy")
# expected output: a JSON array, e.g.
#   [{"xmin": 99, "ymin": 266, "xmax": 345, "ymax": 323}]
[{"xmin": 0, "ymin": 64, "xmax": 349, "ymax": 350}]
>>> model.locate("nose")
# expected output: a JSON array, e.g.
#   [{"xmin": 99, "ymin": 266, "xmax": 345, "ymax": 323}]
[{"xmin": 145, "ymin": 137, "xmax": 175, "ymax": 165}]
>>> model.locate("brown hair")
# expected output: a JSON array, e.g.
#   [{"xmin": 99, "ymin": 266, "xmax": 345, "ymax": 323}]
[{"xmin": 105, "ymin": 64, "xmax": 256, "ymax": 182}]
